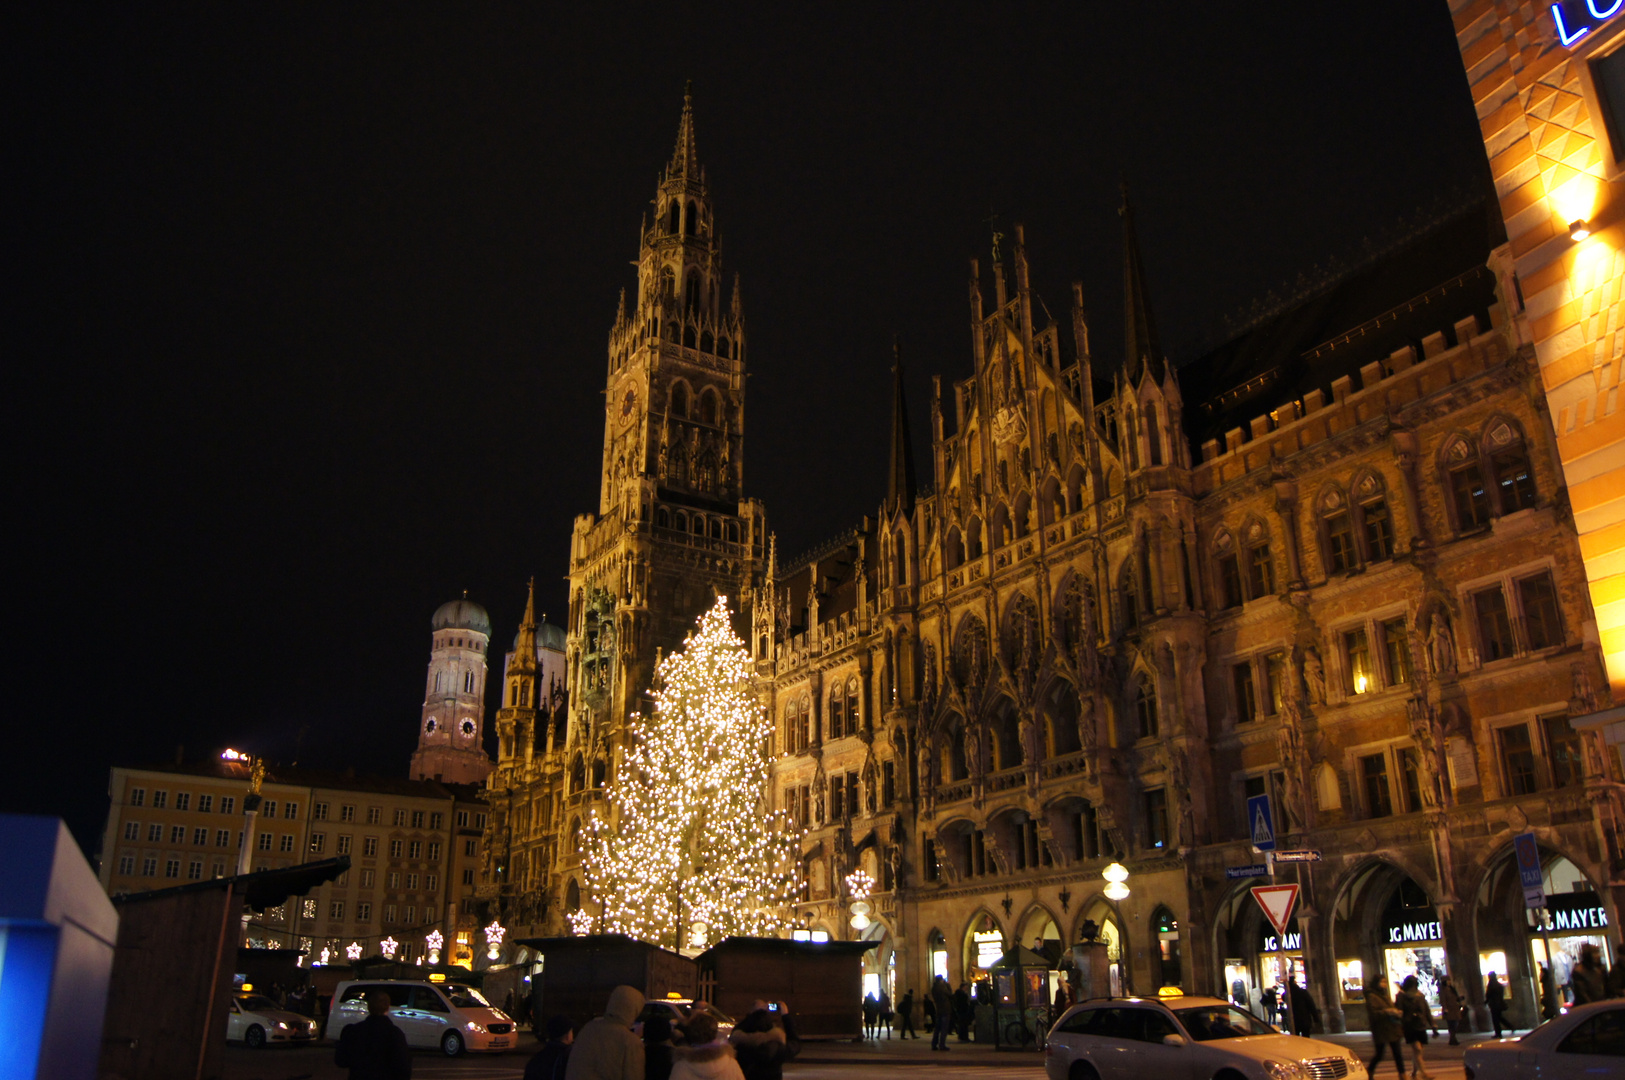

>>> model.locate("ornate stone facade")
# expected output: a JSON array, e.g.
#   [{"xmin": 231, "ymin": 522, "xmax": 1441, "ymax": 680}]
[{"xmin": 479, "ymin": 94, "xmax": 1621, "ymax": 1032}]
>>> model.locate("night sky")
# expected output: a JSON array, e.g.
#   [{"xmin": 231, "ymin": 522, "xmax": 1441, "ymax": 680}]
[{"xmin": 12, "ymin": 3, "xmax": 1493, "ymax": 854}]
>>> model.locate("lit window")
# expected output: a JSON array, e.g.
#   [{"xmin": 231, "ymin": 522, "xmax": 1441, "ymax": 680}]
[
  {"xmin": 310, "ymin": 833, "xmax": 327, "ymax": 854},
  {"xmin": 1344, "ymin": 628, "xmax": 1373, "ymax": 694},
  {"xmin": 302, "ymin": 899, "xmax": 317, "ymax": 919}
]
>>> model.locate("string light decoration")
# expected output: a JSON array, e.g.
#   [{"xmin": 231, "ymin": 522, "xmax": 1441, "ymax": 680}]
[
  {"xmin": 380, "ymin": 936, "xmax": 399, "ymax": 958},
  {"xmin": 485, "ymin": 920, "xmax": 506, "ymax": 960},
  {"xmin": 846, "ymin": 868, "xmax": 875, "ymax": 931},
  {"xmin": 582, "ymin": 595, "xmax": 803, "ymax": 949},
  {"xmin": 425, "ymin": 929, "xmax": 444, "ymax": 965},
  {"xmin": 566, "ymin": 909, "xmax": 595, "ymax": 936},
  {"xmin": 345, "ymin": 941, "xmax": 363, "ymax": 961}
]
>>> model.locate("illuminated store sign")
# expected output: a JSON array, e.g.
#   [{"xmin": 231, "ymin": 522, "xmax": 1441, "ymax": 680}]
[
  {"xmin": 1386, "ymin": 920, "xmax": 1442, "ymax": 945},
  {"xmin": 1263, "ymin": 932, "xmax": 1302, "ymax": 952},
  {"xmin": 1536, "ymin": 892, "xmax": 1610, "ymax": 932},
  {"xmin": 1552, "ymin": 1, "xmax": 1625, "ymax": 47}
]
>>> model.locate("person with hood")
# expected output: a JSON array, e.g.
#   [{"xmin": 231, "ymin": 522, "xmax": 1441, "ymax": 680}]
[
  {"xmin": 728, "ymin": 1008, "xmax": 788, "ymax": 1080},
  {"xmin": 643, "ymin": 1014, "xmax": 676, "ymax": 1080},
  {"xmin": 565, "ymin": 985, "xmax": 645, "ymax": 1080},
  {"xmin": 1485, "ymin": 972, "xmax": 1508, "ymax": 1038},
  {"xmin": 526, "ymin": 1016, "xmax": 576, "ymax": 1080},
  {"xmin": 951, "ymin": 983, "xmax": 972, "ymax": 1042},
  {"xmin": 1438, "ymin": 979, "xmax": 1464, "ymax": 1046},
  {"xmin": 895, "ymin": 989, "xmax": 918, "ymax": 1039},
  {"xmin": 1364, "ymin": 975, "xmax": 1404, "ymax": 1078},
  {"xmin": 668, "ymin": 1012, "xmax": 744, "ymax": 1080},
  {"xmin": 1396, "ymin": 975, "xmax": 1435, "ymax": 1080},
  {"xmin": 861, "ymin": 991, "xmax": 879, "ymax": 1039},
  {"xmin": 1572, "ymin": 943, "xmax": 1609, "ymax": 1005},
  {"xmin": 1288, "ymin": 979, "xmax": 1319, "ymax": 1038},
  {"xmin": 334, "ymin": 991, "xmax": 412, "ymax": 1080},
  {"xmin": 929, "ymin": 976, "xmax": 951, "ymax": 1051}
]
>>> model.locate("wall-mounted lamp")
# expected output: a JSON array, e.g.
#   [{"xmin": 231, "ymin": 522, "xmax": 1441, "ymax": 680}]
[
  {"xmin": 1102, "ymin": 862, "xmax": 1131, "ymax": 901},
  {"xmin": 1571, "ymin": 219, "xmax": 1591, "ymax": 242},
  {"xmin": 1058, "ymin": 886, "xmax": 1072, "ymax": 913}
]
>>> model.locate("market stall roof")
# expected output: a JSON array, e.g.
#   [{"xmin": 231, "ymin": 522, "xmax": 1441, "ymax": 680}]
[
  {"xmin": 990, "ymin": 943, "xmax": 1054, "ymax": 971},
  {"xmin": 698, "ymin": 935, "xmax": 880, "ymax": 961},
  {"xmin": 110, "ymin": 856, "xmax": 350, "ymax": 913}
]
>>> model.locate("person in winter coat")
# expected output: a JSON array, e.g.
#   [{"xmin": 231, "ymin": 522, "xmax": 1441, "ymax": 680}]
[
  {"xmin": 878, "ymin": 990, "xmax": 893, "ymax": 1038},
  {"xmin": 1539, "ymin": 964, "xmax": 1559, "ymax": 1021},
  {"xmin": 565, "ymin": 985, "xmax": 646, "ymax": 1080},
  {"xmin": 667, "ymin": 1013, "xmax": 744, "ymax": 1080},
  {"xmin": 1609, "ymin": 940, "xmax": 1625, "ymax": 997},
  {"xmin": 1261, "ymin": 984, "xmax": 1278, "ymax": 1024},
  {"xmin": 334, "ymin": 991, "xmax": 412, "ymax": 1080},
  {"xmin": 1572, "ymin": 943, "xmax": 1609, "ymax": 1005},
  {"xmin": 1396, "ymin": 975, "xmax": 1435, "ymax": 1080},
  {"xmin": 1485, "ymin": 972, "xmax": 1508, "ymax": 1038},
  {"xmin": 861, "ymin": 992, "xmax": 879, "ymax": 1039},
  {"xmin": 1365, "ymin": 976, "xmax": 1405, "ymax": 1078},
  {"xmin": 951, "ymin": 983, "xmax": 972, "ymax": 1042},
  {"xmin": 728, "ymin": 1009, "xmax": 788, "ymax": 1080},
  {"xmin": 1288, "ymin": 980, "xmax": 1319, "ymax": 1038},
  {"xmin": 526, "ymin": 1016, "xmax": 576, "ymax": 1080},
  {"xmin": 929, "ymin": 976, "xmax": 952, "ymax": 1051},
  {"xmin": 895, "ymin": 990, "xmax": 918, "ymax": 1039},
  {"xmin": 1438, "ymin": 979, "xmax": 1464, "ymax": 1046},
  {"xmin": 643, "ymin": 1015, "xmax": 676, "ymax": 1080}
]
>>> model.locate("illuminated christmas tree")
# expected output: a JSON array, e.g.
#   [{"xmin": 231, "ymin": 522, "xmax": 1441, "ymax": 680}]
[{"xmin": 582, "ymin": 595, "xmax": 801, "ymax": 948}]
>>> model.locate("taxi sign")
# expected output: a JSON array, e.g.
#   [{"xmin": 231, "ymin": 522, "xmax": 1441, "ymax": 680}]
[{"xmin": 1156, "ymin": 986, "xmax": 1184, "ymax": 998}]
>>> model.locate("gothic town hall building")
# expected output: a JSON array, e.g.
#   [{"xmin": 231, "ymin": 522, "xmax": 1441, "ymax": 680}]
[{"xmin": 476, "ymin": 93, "xmax": 1624, "ymax": 1034}]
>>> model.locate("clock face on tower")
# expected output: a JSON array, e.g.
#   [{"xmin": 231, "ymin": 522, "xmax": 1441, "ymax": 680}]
[
  {"xmin": 619, "ymin": 384, "xmax": 638, "ymax": 426},
  {"xmin": 460, "ymin": 718, "xmax": 476, "ymax": 738},
  {"xmin": 424, "ymin": 717, "xmax": 437, "ymax": 734}
]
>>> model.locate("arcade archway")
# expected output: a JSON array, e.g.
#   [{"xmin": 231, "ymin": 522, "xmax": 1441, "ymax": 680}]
[
  {"xmin": 1073, "ymin": 896, "xmax": 1126, "ymax": 995},
  {"xmin": 1329, "ymin": 860, "xmax": 1444, "ymax": 1032}
]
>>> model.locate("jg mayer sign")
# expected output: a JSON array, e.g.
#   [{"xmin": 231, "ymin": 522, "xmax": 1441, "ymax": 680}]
[{"xmin": 1552, "ymin": 1, "xmax": 1625, "ymax": 47}]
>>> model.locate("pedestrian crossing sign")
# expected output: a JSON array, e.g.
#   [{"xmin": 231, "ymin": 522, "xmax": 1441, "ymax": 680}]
[{"xmin": 1247, "ymin": 793, "xmax": 1276, "ymax": 852}]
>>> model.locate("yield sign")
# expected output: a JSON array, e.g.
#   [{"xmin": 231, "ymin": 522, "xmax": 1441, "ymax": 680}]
[{"xmin": 1251, "ymin": 884, "xmax": 1300, "ymax": 939}]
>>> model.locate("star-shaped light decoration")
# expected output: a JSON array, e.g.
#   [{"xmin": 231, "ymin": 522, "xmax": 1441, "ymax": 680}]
[
  {"xmin": 844, "ymin": 868, "xmax": 874, "ymax": 901},
  {"xmin": 425, "ymin": 929, "xmax": 444, "ymax": 965},
  {"xmin": 566, "ymin": 909, "xmax": 594, "ymax": 936},
  {"xmin": 380, "ymin": 936, "xmax": 399, "ymax": 958},
  {"xmin": 345, "ymin": 941, "xmax": 363, "ymax": 961},
  {"xmin": 485, "ymin": 920, "xmax": 506, "ymax": 960}
]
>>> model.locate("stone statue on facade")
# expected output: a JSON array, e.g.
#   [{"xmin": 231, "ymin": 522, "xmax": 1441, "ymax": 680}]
[
  {"xmin": 1167, "ymin": 746, "xmax": 1196, "ymax": 848},
  {"xmin": 1019, "ymin": 711, "xmax": 1041, "ymax": 769},
  {"xmin": 1302, "ymin": 650, "xmax": 1326, "ymax": 706},
  {"xmin": 917, "ymin": 736, "xmax": 936, "ymax": 809},
  {"xmin": 1570, "ymin": 661, "xmax": 1600, "ymax": 716},
  {"xmin": 1076, "ymin": 694, "xmax": 1098, "ymax": 757},
  {"xmin": 1428, "ymin": 613, "xmax": 1456, "ymax": 676},
  {"xmin": 964, "ymin": 724, "xmax": 985, "ymax": 778},
  {"xmin": 1275, "ymin": 701, "xmax": 1312, "ymax": 832},
  {"xmin": 1405, "ymin": 696, "xmax": 1443, "ymax": 810}
]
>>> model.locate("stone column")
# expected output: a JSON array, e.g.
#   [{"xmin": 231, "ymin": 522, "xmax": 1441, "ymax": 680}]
[
  {"xmin": 1441, "ymin": 904, "xmax": 1486, "ymax": 1033},
  {"xmin": 1391, "ymin": 431, "xmax": 1429, "ymax": 549},
  {"xmin": 1273, "ymin": 482, "xmax": 1304, "ymax": 586}
]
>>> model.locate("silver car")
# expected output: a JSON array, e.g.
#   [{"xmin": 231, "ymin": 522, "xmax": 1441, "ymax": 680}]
[
  {"xmin": 1463, "ymin": 999, "xmax": 1624, "ymax": 1079},
  {"xmin": 226, "ymin": 992, "xmax": 320, "ymax": 1048},
  {"xmin": 1045, "ymin": 994, "xmax": 1368, "ymax": 1080}
]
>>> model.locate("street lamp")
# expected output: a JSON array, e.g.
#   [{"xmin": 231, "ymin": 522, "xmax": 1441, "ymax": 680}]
[{"xmin": 1102, "ymin": 862, "xmax": 1130, "ymax": 902}]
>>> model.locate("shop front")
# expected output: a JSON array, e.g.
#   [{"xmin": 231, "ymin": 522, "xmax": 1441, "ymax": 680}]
[
  {"xmin": 1527, "ymin": 891, "xmax": 1612, "ymax": 1009},
  {"xmin": 1382, "ymin": 910, "xmax": 1448, "ymax": 1009}
]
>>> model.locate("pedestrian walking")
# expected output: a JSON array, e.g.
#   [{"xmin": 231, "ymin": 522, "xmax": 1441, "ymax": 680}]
[
  {"xmin": 1288, "ymin": 980, "xmax": 1318, "ymax": 1038},
  {"xmin": 1539, "ymin": 964, "xmax": 1559, "ymax": 1021},
  {"xmin": 862, "ymin": 991, "xmax": 879, "ymax": 1039},
  {"xmin": 643, "ymin": 1015, "xmax": 676, "ymax": 1080},
  {"xmin": 929, "ymin": 976, "xmax": 952, "ymax": 1051},
  {"xmin": 1364, "ymin": 975, "xmax": 1404, "ymax": 1078},
  {"xmin": 1438, "ymin": 979, "xmax": 1463, "ymax": 1046},
  {"xmin": 1261, "ymin": 983, "xmax": 1278, "ymax": 1024},
  {"xmin": 668, "ymin": 1012, "xmax": 744, "ymax": 1080},
  {"xmin": 728, "ymin": 1009, "xmax": 788, "ymax": 1080},
  {"xmin": 896, "ymin": 990, "xmax": 918, "ymax": 1039},
  {"xmin": 1396, "ymin": 975, "xmax": 1435, "ymax": 1080},
  {"xmin": 952, "ymin": 983, "xmax": 972, "ymax": 1042},
  {"xmin": 526, "ymin": 1016, "xmax": 576, "ymax": 1080},
  {"xmin": 1572, "ymin": 943, "xmax": 1609, "ymax": 1005},
  {"xmin": 878, "ymin": 990, "xmax": 893, "ymax": 1039},
  {"xmin": 1485, "ymin": 972, "xmax": 1508, "ymax": 1038},
  {"xmin": 1609, "ymin": 940, "xmax": 1625, "ymax": 997},
  {"xmin": 564, "ymin": 984, "xmax": 645, "ymax": 1080},
  {"xmin": 334, "ymin": 991, "xmax": 412, "ymax": 1080}
]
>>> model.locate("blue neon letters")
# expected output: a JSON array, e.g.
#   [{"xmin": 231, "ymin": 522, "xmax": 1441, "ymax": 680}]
[{"xmin": 1553, "ymin": 1, "xmax": 1625, "ymax": 47}]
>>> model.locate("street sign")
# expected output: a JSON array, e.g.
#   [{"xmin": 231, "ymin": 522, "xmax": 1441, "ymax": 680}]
[
  {"xmin": 1226, "ymin": 864, "xmax": 1269, "ymax": 880},
  {"xmin": 1251, "ymin": 884, "xmax": 1300, "ymax": 939},
  {"xmin": 1273, "ymin": 849, "xmax": 1323, "ymax": 863},
  {"xmin": 1247, "ymin": 794, "xmax": 1277, "ymax": 852},
  {"xmin": 1514, "ymin": 831, "xmax": 1545, "ymax": 909}
]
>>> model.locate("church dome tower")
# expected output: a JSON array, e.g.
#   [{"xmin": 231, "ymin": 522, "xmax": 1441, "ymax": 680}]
[{"xmin": 411, "ymin": 592, "xmax": 494, "ymax": 785}]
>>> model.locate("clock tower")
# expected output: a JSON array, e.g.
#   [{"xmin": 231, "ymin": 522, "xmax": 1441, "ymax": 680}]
[{"xmin": 411, "ymin": 593, "xmax": 495, "ymax": 785}]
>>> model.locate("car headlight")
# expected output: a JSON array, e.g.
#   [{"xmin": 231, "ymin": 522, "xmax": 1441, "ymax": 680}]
[
  {"xmin": 465, "ymin": 1021, "xmax": 487, "ymax": 1033},
  {"xmin": 1346, "ymin": 1055, "xmax": 1366, "ymax": 1074},
  {"xmin": 1263, "ymin": 1061, "xmax": 1306, "ymax": 1080},
  {"xmin": 274, "ymin": 1022, "xmax": 289, "ymax": 1031}
]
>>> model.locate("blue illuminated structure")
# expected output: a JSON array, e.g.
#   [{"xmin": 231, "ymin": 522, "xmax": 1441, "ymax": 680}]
[
  {"xmin": 1552, "ymin": 1, "xmax": 1625, "ymax": 47},
  {"xmin": 0, "ymin": 815, "xmax": 119, "ymax": 1080}
]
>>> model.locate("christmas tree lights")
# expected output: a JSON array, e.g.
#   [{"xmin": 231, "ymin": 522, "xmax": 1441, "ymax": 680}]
[{"xmin": 583, "ymin": 595, "xmax": 802, "ymax": 948}]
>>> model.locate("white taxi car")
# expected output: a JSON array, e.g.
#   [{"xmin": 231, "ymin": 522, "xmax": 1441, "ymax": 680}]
[
  {"xmin": 326, "ymin": 979, "xmax": 516, "ymax": 1056},
  {"xmin": 1463, "ymin": 998, "xmax": 1624, "ymax": 1079},
  {"xmin": 1045, "ymin": 993, "xmax": 1367, "ymax": 1080},
  {"xmin": 226, "ymin": 992, "xmax": 321, "ymax": 1048}
]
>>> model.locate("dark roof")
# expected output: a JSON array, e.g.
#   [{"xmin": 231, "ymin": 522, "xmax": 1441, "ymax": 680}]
[
  {"xmin": 121, "ymin": 758, "xmax": 486, "ymax": 801},
  {"xmin": 1177, "ymin": 201, "xmax": 1501, "ymax": 450},
  {"xmin": 113, "ymin": 855, "xmax": 350, "ymax": 913}
]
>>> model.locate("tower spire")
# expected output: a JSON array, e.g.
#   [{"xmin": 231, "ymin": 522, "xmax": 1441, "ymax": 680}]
[
  {"xmin": 885, "ymin": 338, "xmax": 917, "ymax": 516},
  {"xmin": 669, "ymin": 81, "xmax": 699, "ymax": 179},
  {"xmin": 1120, "ymin": 183, "xmax": 1166, "ymax": 385}
]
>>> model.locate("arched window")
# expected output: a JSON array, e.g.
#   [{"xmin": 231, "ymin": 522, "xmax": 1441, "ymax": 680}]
[
  {"xmin": 570, "ymin": 755, "xmax": 586, "ymax": 793},
  {"xmin": 1152, "ymin": 906, "xmax": 1182, "ymax": 989},
  {"xmin": 992, "ymin": 504, "xmax": 1011, "ymax": 548},
  {"xmin": 683, "ymin": 324, "xmax": 697, "ymax": 348},
  {"xmin": 829, "ymin": 682, "xmax": 846, "ymax": 739},
  {"xmin": 1066, "ymin": 464, "xmax": 1087, "ymax": 515},
  {"xmin": 1121, "ymin": 558, "xmax": 1141, "ymax": 631},
  {"xmin": 1442, "ymin": 435, "xmax": 1489, "ymax": 533},
  {"xmin": 1319, "ymin": 487, "xmax": 1356, "ymax": 573},
  {"xmin": 785, "ymin": 704, "xmax": 801, "ymax": 753},
  {"xmin": 1145, "ymin": 402, "xmax": 1163, "ymax": 466},
  {"xmin": 656, "ymin": 507, "xmax": 670, "ymax": 529},
  {"xmin": 1243, "ymin": 519, "xmax": 1275, "ymax": 597},
  {"xmin": 1012, "ymin": 492, "xmax": 1032, "ymax": 539},
  {"xmin": 685, "ymin": 200, "xmax": 698, "ymax": 236},
  {"xmin": 1213, "ymin": 531, "xmax": 1242, "ymax": 610},
  {"xmin": 565, "ymin": 878, "xmax": 581, "ymax": 910},
  {"xmin": 693, "ymin": 515, "xmax": 706, "ymax": 535},
  {"xmin": 1135, "ymin": 675, "xmax": 1158, "ymax": 740},
  {"xmin": 671, "ymin": 381, "xmax": 690, "ymax": 418},
  {"xmin": 847, "ymin": 676, "xmax": 861, "ymax": 731},
  {"xmin": 718, "ymin": 336, "xmax": 731, "ymax": 359},
  {"xmin": 1350, "ymin": 472, "xmax": 1393, "ymax": 563},
  {"xmin": 1485, "ymin": 419, "xmax": 1537, "ymax": 513},
  {"xmin": 464, "ymin": 671, "xmax": 475, "ymax": 693},
  {"xmin": 666, "ymin": 200, "xmax": 680, "ymax": 234},
  {"xmin": 893, "ymin": 530, "xmax": 908, "ymax": 585},
  {"xmin": 699, "ymin": 388, "xmax": 719, "ymax": 425},
  {"xmin": 591, "ymin": 758, "xmax": 606, "ymax": 788},
  {"xmin": 665, "ymin": 321, "xmax": 679, "ymax": 343},
  {"xmin": 727, "ymin": 521, "xmax": 739, "ymax": 543},
  {"xmin": 709, "ymin": 518, "xmax": 722, "ymax": 539},
  {"xmin": 700, "ymin": 330, "xmax": 714, "ymax": 354},
  {"xmin": 685, "ymin": 272, "xmax": 702, "ymax": 314},
  {"xmin": 966, "ymin": 517, "xmax": 985, "ymax": 559},
  {"xmin": 945, "ymin": 527, "xmax": 965, "ymax": 570},
  {"xmin": 948, "ymin": 722, "xmax": 969, "ymax": 781}
]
